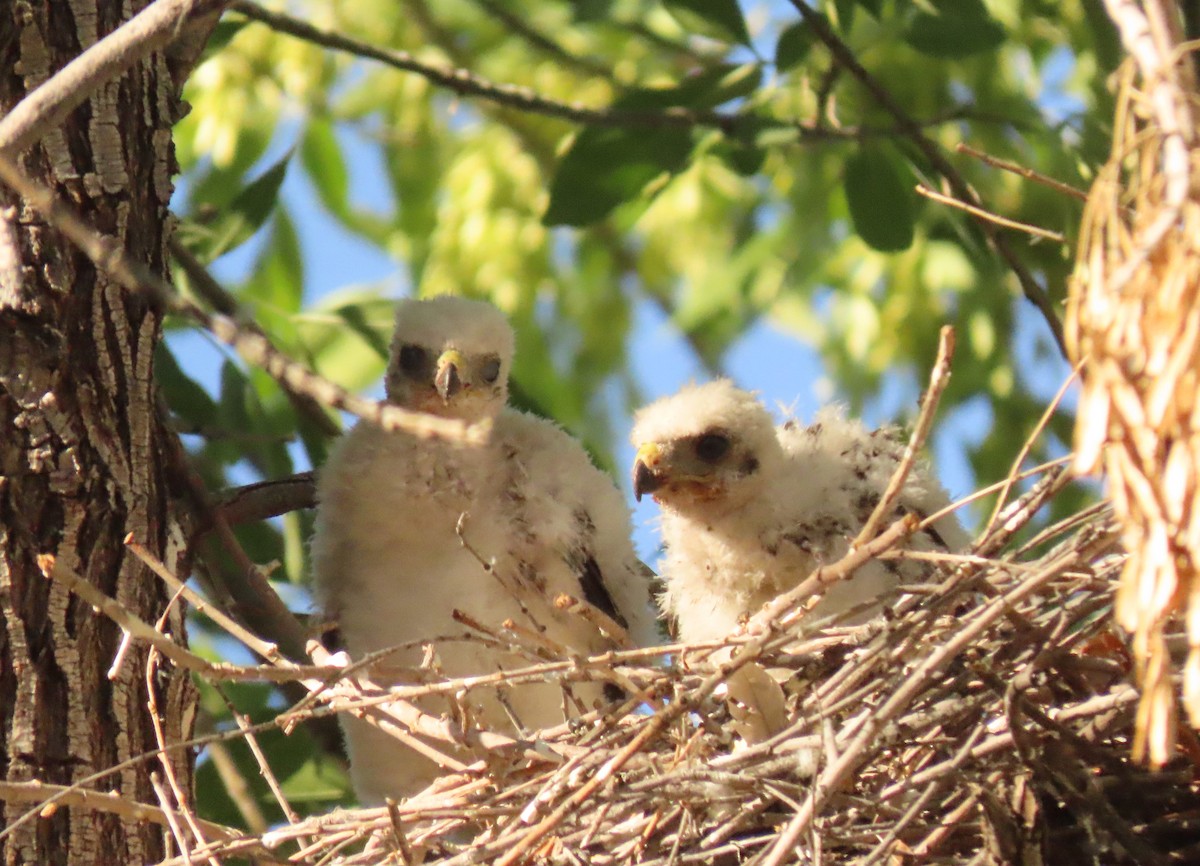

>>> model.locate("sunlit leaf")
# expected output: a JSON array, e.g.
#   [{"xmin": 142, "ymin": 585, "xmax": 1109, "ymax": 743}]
[
  {"xmin": 904, "ymin": 0, "xmax": 1005, "ymax": 58},
  {"xmin": 301, "ymin": 119, "xmax": 349, "ymax": 220},
  {"xmin": 663, "ymin": 0, "xmax": 750, "ymax": 44},
  {"xmin": 198, "ymin": 19, "xmax": 248, "ymax": 65},
  {"xmin": 844, "ymin": 146, "xmax": 916, "ymax": 252},
  {"xmin": 200, "ymin": 151, "xmax": 292, "ymax": 261},
  {"xmin": 832, "ymin": 0, "xmax": 857, "ymax": 33},
  {"xmin": 623, "ymin": 63, "xmax": 762, "ymax": 110},
  {"xmin": 543, "ymin": 127, "xmax": 693, "ymax": 226},
  {"xmin": 241, "ymin": 208, "xmax": 304, "ymax": 316},
  {"xmin": 775, "ymin": 21, "xmax": 814, "ymax": 72}
]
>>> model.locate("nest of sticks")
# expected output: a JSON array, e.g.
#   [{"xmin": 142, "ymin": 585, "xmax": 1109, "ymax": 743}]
[{"xmin": 71, "ymin": 438, "xmax": 1191, "ymax": 866}]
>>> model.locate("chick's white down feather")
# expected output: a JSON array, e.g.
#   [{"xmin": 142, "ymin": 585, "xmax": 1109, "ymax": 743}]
[
  {"xmin": 311, "ymin": 296, "xmax": 656, "ymax": 804},
  {"xmin": 631, "ymin": 379, "xmax": 967, "ymax": 643}
]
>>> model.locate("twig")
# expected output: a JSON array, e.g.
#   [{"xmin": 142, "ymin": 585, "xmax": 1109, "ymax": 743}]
[
  {"xmin": 956, "ymin": 142, "xmax": 1089, "ymax": 201},
  {"xmin": 37, "ymin": 554, "xmax": 212, "ymax": 676},
  {"xmin": 853, "ymin": 325, "xmax": 955, "ymax": 547},
  {"xmin": 0, "ymin": 154, "xmax": 484, "ymax": 444},
  {"xmin": 149, "ymin": 772, "xmax": 198, "ymax": 866},
  {"xmin": 203, "ymin": 741, "xmax": 269, "ymax": 834},
  {"xmin": 0, "ymin": 781, "xmax": 241, "ymax": 845},
  {"xmin": 147, "ymin": 593, "xmax": 217, "ymax": 866},
  {"xmin": 125, "ymin": 534, "xmax": 284, "ymax": 664},
  {"xmin": 215, "ymin": 472, "xmax": 317, "ymax": 525},
  {"xmin": 0, "ymin": 0, "xmax": 227, "ymax": 156},
  {"xmin": 915, "ymin": 184, "xmax": 1068, "ymax": 244},
  {"xmin": 983, "ymin": 363, "xmax": 1083, "ymax": 533},
  {"xmin": 169, "ymin": 239, "xmax": 341, "ymax": 439}
]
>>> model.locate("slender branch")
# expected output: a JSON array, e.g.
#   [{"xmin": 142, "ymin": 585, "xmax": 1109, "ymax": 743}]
[
  {"xmin": 789, "ymin": 1, "xmax": 1068, "ymax": 356},
  {"xmin": 169, "ymin": 238, "xmax": 341, "ymax": 438},
  {"xmin": 956, "ymin": 142, "xmax": 1089, "ymax": 202},
  {"xmin": 0, "ymin": 782, "xmax": 240, "ymax": 845},
  {"xmin": 125, "ymin": 534, "xmax": 284, "ymax": 664},
  {"xmin": 0, "ymin": 0, "xmax": 228, "ymax": 156},
  {"xmin": 38, "ymin": 554, "xmax": 213, "ymax": 675},
  {"xmin": 230, "ymin": 0, "xmax": 745, "ymax": 135},
  {"xmin": 852, "ymin": 325, "xmax": 955, "ymax": 547},
  {"xmin": 916, "ymin": 184, "xmax": 1068, "ymax": 244},
  {"xmin": 215, "ymin": 472, "xmax": 317, "ymax": 525},
  {"xmin": 229, "ymin": 0, "xmax": 965, "ymax": 146}
]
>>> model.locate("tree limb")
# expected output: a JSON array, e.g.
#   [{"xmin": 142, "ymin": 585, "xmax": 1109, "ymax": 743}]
[{"xmin": 0, "ymin": 0, "xmax": 228, "ymax": 156}]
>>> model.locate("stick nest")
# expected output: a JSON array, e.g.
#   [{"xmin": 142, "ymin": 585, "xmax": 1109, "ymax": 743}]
[{"xmin": 164, "ymin": 464, "xmax": 1200, "ymax": 866}]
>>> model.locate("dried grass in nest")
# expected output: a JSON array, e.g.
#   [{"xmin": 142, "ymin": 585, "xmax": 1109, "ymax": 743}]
[
  {"xmin": 129, "ymin": 458, "xmax": 1200, "ymax": 866},
  {"xmin": 1067, "ymin": 0, "xmax": 1200, "ymax": 766}
]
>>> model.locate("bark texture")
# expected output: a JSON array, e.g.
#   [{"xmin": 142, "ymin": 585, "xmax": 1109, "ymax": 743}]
[{"xmin": 0, "ymin": 1, "xmax": 195, "ymax": 863}]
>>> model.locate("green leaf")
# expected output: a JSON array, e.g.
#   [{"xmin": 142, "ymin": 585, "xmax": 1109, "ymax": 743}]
[
  {"xmin": 904, "ymin": 0, "xmax": 1005, "ymax": 58},
  {"xmin": 663, "ymin": 0, "xmax": 750, "ymax": 44},
  {"xmin": 775, "ymin": 22, "xmax": 814, "ymax": 72},
  {"xmin": 155, "ymin": 344, "xmax": 218, "ymax": 430},
  {"xmin": 298, "ymin": 291, "xmax": 395, "ymax": 392},
  {"xmin": 713, "ymin": 137, "xmax": 765, "ymax": 175},
  {"xmin": 621, "ymin": 63, "xmax": 762, "ymax": 111},
  {"xmin": 844, "ymin": 146, "xmax": 916, "ymax": 252},
  {"xmin": 833, "ymin": 0, "xmax": 857, "ymax": 32},
  {"xmin": 572, "ymin": 0, "xmax": 613, "ymax": 21},
  {"xmin": 203, "ymin": 151, "xmax": 292, "ymax": 260},
  {"xmin": 199, "ymin": 19, "xmax": 248, "ymax": 65},
  {"xmin": 336, "ymin": 303, "xmax": 391, "ymax": 360},
  {"xmin": 544, "ymin": 127, "xmax": 693, "ymax": 226},
  {"xmin": 857, "ymin": 0, "xmax": 883, "ymax": 16},
  {"xmin": 301, "ymin": 119, "xmax": 349, "ymax": 220},
  {"xmin": 241, "ymin": 208, "xmax": 304, "ymax": 316}
]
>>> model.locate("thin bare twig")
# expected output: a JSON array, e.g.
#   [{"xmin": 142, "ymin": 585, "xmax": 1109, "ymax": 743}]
[
  {"xmin": 916, "ymin": 183, "xmax": 1068, "ymax": 244},
  {"xmin": 853, "ymin": 325, "xmax": 955, "ymax": 546},
  {"xmin": 956, "ymin": 142, "xmax": 1089, "ymax": 201}
]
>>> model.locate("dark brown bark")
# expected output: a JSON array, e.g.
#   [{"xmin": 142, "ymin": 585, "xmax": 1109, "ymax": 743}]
[{"xmin": 0, "ymin": 2, "xmax": 195, "ymax": 863}]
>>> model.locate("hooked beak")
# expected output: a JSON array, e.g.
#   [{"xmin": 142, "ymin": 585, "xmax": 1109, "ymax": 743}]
[
  {"xmin": 434, "ymin": 349, "xmax": 466, "ymax": 403},
  {"xmin": 632, "ymin": 442, "xmax": 664, "ymax": 502}
]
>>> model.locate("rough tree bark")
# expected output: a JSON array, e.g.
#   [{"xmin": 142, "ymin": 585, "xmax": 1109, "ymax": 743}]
[{"xmin": 0, "ymin": 1, "xmax": 197, "ymax": 863}]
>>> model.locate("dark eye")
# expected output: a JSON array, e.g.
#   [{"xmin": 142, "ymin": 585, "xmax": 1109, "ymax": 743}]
[
  {"xmin": 695, "ymin": 433, "xmax": 731, "ymax": 463},
  {"xmin": 480, "ymin": 356, "xmax": 501, "ymax": 384},
  {"xmin": 398, "ymin": 344, "xmax": 426, "ymax": 376}
]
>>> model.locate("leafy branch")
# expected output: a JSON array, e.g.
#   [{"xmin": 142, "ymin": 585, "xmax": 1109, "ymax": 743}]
[{"xmin": 788, "ymin": 1, "xmax": 1068, "ymax": 356}]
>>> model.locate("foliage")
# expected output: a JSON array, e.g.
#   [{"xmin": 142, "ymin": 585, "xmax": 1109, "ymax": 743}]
[{"xmin": 163, "ymin": 0, "xmax": 1116, "ymax": 820}]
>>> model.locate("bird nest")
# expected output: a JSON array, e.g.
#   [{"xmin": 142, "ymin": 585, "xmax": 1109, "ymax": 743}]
[{"xmin": 113, "ymin": 453, "xmax": 1194, "ymax": 866}]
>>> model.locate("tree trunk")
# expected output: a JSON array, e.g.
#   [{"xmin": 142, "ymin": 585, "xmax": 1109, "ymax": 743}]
[{"xmin": 0, "ymin": 2, "xmax": 196, "ymax": 863}]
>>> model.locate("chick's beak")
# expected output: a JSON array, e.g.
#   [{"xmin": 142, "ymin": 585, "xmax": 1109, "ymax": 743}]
[
  {"xmin": 434, "ymin": 349, "xmax": 467, "ymax": 403},
  {"xmin": 632, "ymin": 442, "xmax": 664, "ymax": 502}
]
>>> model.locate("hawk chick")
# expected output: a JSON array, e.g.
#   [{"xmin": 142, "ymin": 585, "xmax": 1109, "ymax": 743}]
[
  {"xmin": 312, "ymin": 296, "xmax": 656, "ymax": 803},
  {"xmin": 630, "ymin": 380, "xmax": 966, "ymax": 643}
]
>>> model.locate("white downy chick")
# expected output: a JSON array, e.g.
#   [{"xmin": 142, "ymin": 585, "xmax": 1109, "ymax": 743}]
[
  {"xmin": 630, "ymin": 379, "xmax": 966, "ymax": 643},
  {"xmin": 312, "ymin": 296, "xmax": 656, "ymax": 803}
]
